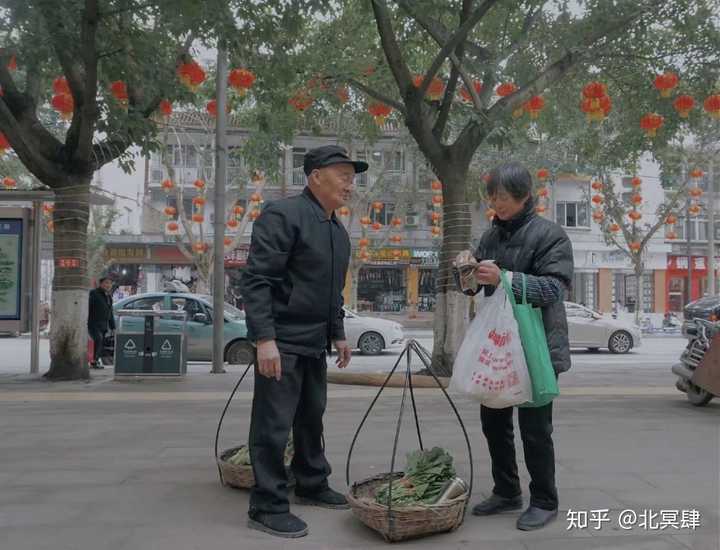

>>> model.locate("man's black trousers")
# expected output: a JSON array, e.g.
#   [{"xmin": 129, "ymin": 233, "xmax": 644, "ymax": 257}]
[
  {"xmin": 249, "ymin": 352, "xmax": 331, "ymax": 515},
  {"xmin": 88, "ymin": 326, "xmax": 105, "ymax": 363},
  {"xmin": 480, "ymin": 401, "xmax": 558, "ymax": 510}
]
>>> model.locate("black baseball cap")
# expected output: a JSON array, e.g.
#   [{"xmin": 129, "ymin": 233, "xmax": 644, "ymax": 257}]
[{"xmin": 303, "ymin": 145, "xmax": 369, "ymax": 176}]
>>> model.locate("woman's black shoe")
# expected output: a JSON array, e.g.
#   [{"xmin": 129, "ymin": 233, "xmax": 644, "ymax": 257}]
[
  {"xmin": 247, "ymin": 512, "xmax": 308, "ymax": 538},
  {"xmin": 472, "ymin": 494, "xmax": 523, "ymax": 516}
]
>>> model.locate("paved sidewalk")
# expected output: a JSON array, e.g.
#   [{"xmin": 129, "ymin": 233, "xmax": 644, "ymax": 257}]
[{"xmin": 0, "ymin": 370, "xmax": 718, "ymax": 550}]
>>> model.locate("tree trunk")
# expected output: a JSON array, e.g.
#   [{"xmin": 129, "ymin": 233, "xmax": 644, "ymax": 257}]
[
  {"xmin": 635, "ymin": 261, "xmax": 644, "ymax": 326},
  {"xmin": 45, "ymin": 183, "xmax": 91, "ymax": 380},
  {"xmin": 430, "ymin": 169, "xmax": 472, "ymax": 376}
]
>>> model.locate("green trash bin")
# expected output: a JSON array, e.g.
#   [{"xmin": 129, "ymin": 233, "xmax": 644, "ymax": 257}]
[{"xmin": 114, "ymin": 309, "xmax": 188, "ymax": 377}]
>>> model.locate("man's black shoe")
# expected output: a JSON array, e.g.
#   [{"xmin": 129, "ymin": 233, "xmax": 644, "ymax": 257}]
[
  {"xmin": 472, "ymin": 494, "xmax": 523, "ymax": 516},
  {"xmin": 247, "ymin": 512, "xmax": 308, "ymax": 538},
  {"xmin": 517, "ymin": 506, "xmax": 558, "ymax": 530},
  {"xmin": 295, "ymin": 487, "xmax": 350, "ymax": 510}
]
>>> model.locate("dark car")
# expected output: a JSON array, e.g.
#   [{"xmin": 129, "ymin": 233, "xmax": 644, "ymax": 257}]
[{"xmin": 682, "ymin": 296, "xmax": 720, "ymax": 337}]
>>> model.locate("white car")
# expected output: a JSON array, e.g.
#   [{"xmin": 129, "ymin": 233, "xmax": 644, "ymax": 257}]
[
  {"xmin": 343, "ymin": 307, "xmax": 405, "ymax": 355},
  {"xmin": 565, "ymin": 301, "xmax": 642, "ymax": 354}
]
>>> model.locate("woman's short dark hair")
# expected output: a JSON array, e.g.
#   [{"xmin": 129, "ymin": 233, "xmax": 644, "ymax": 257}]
[{"xmin": 486, "ymin": 162, "xmax": 533, "ymax": 200}]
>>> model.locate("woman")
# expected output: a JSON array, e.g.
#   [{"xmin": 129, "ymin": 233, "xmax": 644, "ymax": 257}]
[{"xmin": 456, "ymin": 162, "xmax": 573, "ymax": 531}]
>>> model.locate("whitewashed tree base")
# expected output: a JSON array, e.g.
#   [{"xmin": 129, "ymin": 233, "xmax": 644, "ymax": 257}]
[{"xmin": 46, "ymin": 289, "xmax": 90, "ymax": 380}]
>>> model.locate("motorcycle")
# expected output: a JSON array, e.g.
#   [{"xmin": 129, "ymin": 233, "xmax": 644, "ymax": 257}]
[{"xmin": 672, "ymin": 318, "xmax": 718, "ymax": 406}]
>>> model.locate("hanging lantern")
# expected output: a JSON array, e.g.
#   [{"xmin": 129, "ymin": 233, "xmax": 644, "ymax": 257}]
[
  {"xmin": 689, "ymin": 187, "xmax": 704, "ymax": 199},
  {"xmin": 704, "ymin": 94, "xmax": 720, "ymax": 119},
  {"xmin": 640, "ymin": 112, "xmax": 664, "ymax": 137},
  {"xmin": 193, "ymin": 179, "xmax": 205, "ymax": 190},
  {"xmin": 371, "ymin": 222, "xmax": 382, "ymax": 231},
  {"xmin": 177, "ymin": 60, "xmax": 206, "ymax": 92},
  {"xmin": 53, "ymin": 76, "xmax": 71, "ymax": 95},
  {"xmin": 583, "ymin": 81, "xmax": 608, "ymax": 101},
  {"xmin": 233, "ymin": 205, "xmax": 245, "ymax": 216},
  {"xmin": 166, "ymin": 221, "xmax": 179, "ymax": 232},
  {"xmin": 689, "ymin": 168, "xmax": 704, "ymax": 179},
  {"xmin": 412, "ymin": 75, "xmax": 446, "ymax": 100},
  {"xmin": 592, "ymin": 210, "xmax": 605, "ymax": 223},
  {"xmin": 163, "ymin": 206, "xmax": 177, "ymax": 217},
  {"xmin": 392, "ymin": 249, "xmax": 402, "ymax": 260},
  {"xmin": 666, "ymin": 230, "xmax": 678, "ymax": 240},
  {"xmin": 628, "ymin": 210, "xmax": 642, "ymax": 221},
  {"xmin": 631, "ymin": 193, "xmax": 643, "ymax": 205},
  {"xmin": 250, "ymin": 192, "xmax": 263, "ymax": 204},
  {"xmin": 371, "ymin": 201, "xmax": 383, "ymax": 214},
  {"xmin": 161, "ymin": 179, "xmax": 174, "ymax": 192},
  {"xmin": 653, "ymin": 71, "xmax": 679, "ymax": 97},
  {"xmin": 206, "ymin": 99, "xmax": 229, "ymax": 117},
  {"xmin": 538, "ymin": 187, "xmax": 549, "ymax": 198},
  {"xmin": 110, "ymin": 81, "xmax": 129, "ymax": 106},
  {"xmin": 192, "ymin": 196, "xmax": 206, "ymax": 207},
  {"xmin": 431, "ymin": 180, "xmax": 443, "ymax": 192},
  {"xmin": 250, "ymin": 209, "xmax": 260, "ymax": 221},
  {"xmin": 580, "ymin": 82, "xmax": 611, "ymax": 122},
  {"xmin": 689, "ymin": 204, "xmax": 702, "ymax": 216},
  {"xmin": 485, "ymin": 208, "xmax": 496, "ymax": 220},
  {"xmin": 338, "ymin": 206, "xmax": 351, "ymax": 217},
  {"xmin": 535, "ymin": 204, "xmax": 547, "ymax": 214},
  {"xmin": 431, "ymin": 226, "xmax": 442, "ymax": 237},
  {"xmin": 192, "ymin": 213, "xmax": 204, "ymax": 223},
  {"xmin": 524, "ymin": 95, "xmax": 545, "ymax": 119},
  {"xmin": 390, "ymin": 217, "xmax": 402, "ymax": 227},
  {"xmin": 430, "ymin": 212, "xmax": 441, "ymax": 223},
  {"xmin": 591, "ymin": 194, "xmax": 603, "ymax": 205},
  {"xmin": 51, "ymin": 93, "xmax": 74, "ymax": 120},
  {"xmin": 591, "ymin": 180, "xmax": 603, "ymax": 191},
  {"xmin": 335, "ymin": 87, "xmax": 350, "ymax": 104},
  {"xmin": 665, "ymin": 214, "xmax": 678, "ymax": 225},
  {"xmin": 159, "ymin": 99, "xmax": 173, "ymax": 118},
  {"xmin": 7, "ymin": 55, "xmax": 16, "ymax": 71},
  {"xmin": 432, "ymin": 195, "xmax": 443, "ymax": 208},
  {"xmin": 228, "ymin": 68, "xmax": 256, "ymax": 96},
  {"xmin": 609, "ymin": 223, "xmax": 621, "ymax": 233},
  {"xmin": 0, "ymin": 133, "xmax": 10, "ymax": 154},
  {"xmin": 459, "ymin": 80, "xmax": 483, "ymax": 103},
  {"xmin": 288, "ymin": 90, "xmax": 314, "ymax": 112},
  {"xmin": 631, "ymin": 176, "xmax": 642, "ymax": 188},
  {"xmin": 2, "ymin": 177, "xmax": 16, "ymax": 189},
  {"xmin": 673, "ymin": 95, "xmax": 695, "ymax": 118},
  {"xmin": 390, "ymin": 235, "xmax": 403, "ymax": 244},
  {"xmin": 368, "ymin": 102, "xmax": 392, "ymax": 125},
  {"xmin": 193, "ymin": 242, "xmax": 208, "ymax": 253},
  {"xmin": 227, "ymin": 218, "xmax": 239, "ymax": 229},
  {"xmin": 360, "ymin": 216, "xmax": 371, "ymax": 227},
  {"xmin": 359, "ymin": 249, "xmax": 370, "ymax": 262},
  {"xmin": 359, "ymin": 238, "xmax": 370, "ymax": 248},
  {"xmin": 536, "ymin": 168, "xmax": 549, "ymax": 181},
  {"xmin": 629, "ymin": 241, "xmax": 642, "ymax": 252},
  {"xmin": 224, "ymin": 237, "xmax": 233, "ymax": 247},
  {"xmin": 496, "ymin": 82, "xmax": 517, "ymax": 97}
]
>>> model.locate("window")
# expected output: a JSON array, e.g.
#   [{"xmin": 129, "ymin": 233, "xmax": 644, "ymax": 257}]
[
  {"xmin": 184, "ymin": 145, "xmax": 197, "ymax": 168},
  {"xmin": 170, "ymin": 297, "xmax": 206, "ymax": 320},
  {"xmin": 167, "ymin": 197, "xmax": 192, "ymax": 219},
  {"xmin": 371, "ymin": 203, "xmax": 395, "ymax": 225},
  {"xmin": 556, "ymin": 201, "xmax": 589, "ymax": 228},
  {"xmin": 356, "ymin": 152, "xmax": 368, "ymax": 187},
  {"xmin": 675, "ymin": 217, "xmax": 709, "ymax": 241},
  {"xmin": 292, "ymin": 147, "xmax": 306, "ymax": 186},
  {"xmin": 384, "ymin": 151, "xmax": 404, "ymax": 172},
  {"xmin": 124, "ymin": 296, "xmax": 164, "ymax": 311}
]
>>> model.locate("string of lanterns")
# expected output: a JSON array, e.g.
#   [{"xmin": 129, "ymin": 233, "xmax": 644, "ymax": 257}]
[{"xmin": 535, "ymin": 169, "xmax": 550, "ymax": 215}]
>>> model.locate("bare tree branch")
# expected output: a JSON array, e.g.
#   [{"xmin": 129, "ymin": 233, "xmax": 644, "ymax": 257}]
[
  {"xmin": 346, "ymin": 78, "xmax": 405, "ymax": 113},
  {"xmin": 72, "ymin": 0, "xmax": 100, "ymax": 166},
  {"xmin": 370, "ymin": 0, "xmax": 414, "ymax": 98}
]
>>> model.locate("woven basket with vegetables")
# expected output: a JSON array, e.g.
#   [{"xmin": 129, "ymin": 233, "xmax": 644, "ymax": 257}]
[
  {"xmin": 218, "ymin": 436, "xmax": 294, "ymax": 490},
  {"xmin": 347, "ymin": 447, "xmax": 468, "ymax": 542}
]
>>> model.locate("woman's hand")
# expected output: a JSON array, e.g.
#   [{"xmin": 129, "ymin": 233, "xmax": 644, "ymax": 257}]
[{"xmin": 474, "ymin": 260, "xmax": 501, "ymax": 286}]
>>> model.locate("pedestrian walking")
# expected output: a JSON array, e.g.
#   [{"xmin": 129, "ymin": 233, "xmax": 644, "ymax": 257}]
[{"xmin": 88, "ymin": 276, "xmax": 115, "ymax": 369}]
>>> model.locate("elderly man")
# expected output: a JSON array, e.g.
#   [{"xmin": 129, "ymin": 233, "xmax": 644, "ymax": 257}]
[
  {"xmin": 241, "ymin": 145, "xmax": 368, "ymax": 538},
  {"xmin": 88, "ymin": 276, "xmax": 115, "ymax": 369}
]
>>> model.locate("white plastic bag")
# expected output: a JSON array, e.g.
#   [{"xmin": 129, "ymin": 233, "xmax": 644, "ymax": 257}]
[{"xmin": 449, "ymin": 287, "xmax": 532, "ymax": 408}]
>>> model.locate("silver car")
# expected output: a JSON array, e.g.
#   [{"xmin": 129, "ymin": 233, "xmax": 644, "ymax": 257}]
[
  {"xmin": 565, "ymin": 302, "xmax": 642, "ymax": 354},
  {"xmin": 343, "ymin": 307, "xmax": 405, "ymax": 355}
]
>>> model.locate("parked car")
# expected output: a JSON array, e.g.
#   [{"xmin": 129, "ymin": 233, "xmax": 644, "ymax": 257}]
[
  {"xmin": 113, "ymin": 292, "xmax": 254, "ymax": 364},
  {"xmin": 682, "ymin": 295, "xmax": 720, "ymax": 337},
  {"xmin": 565, "ymin": 301, "xmax": 641, "ymax": 354},
  {"xmin": 343, "ymin": 307, "xmax": 405, "ymax": 355}
]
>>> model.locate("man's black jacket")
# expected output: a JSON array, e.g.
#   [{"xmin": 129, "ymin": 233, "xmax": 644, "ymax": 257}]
[
  {"xmin": 241, "ymin": 187, "xmax": 350, "ymax": 357},
  {"xmin": 88, "ymin": 288, "xmax": 115, "ymax": 331}
]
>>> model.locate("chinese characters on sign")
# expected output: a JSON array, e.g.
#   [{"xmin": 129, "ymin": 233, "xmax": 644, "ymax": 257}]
[
  {"xmin": 0, "ymin": 219, "xmax": 22, "ymax": 320},
  {"xmin": 56, "ymin": 258, "xmax": 80, "ymax": 269},
  {"xmin": 567, "ymin": 509, "xmax": 702, "ymax": 531},
  {"xmin": 105, "ymin": 247, "xmax": 146, "ymax": 261}
]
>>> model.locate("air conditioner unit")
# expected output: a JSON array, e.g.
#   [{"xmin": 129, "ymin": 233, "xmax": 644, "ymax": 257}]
[{"xmin": 405, "ymin": 214, "xmax": 419, "ymax": 227}]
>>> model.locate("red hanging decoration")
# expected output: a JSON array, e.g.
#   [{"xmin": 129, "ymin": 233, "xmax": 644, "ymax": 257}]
[
  {"xmin": 391, "ymin": 217, "xmax": 403, "ymax": 227},
  {"xmin": 228, "ymin": 68, "xmax": 256, "ymax": 96},
  {"xmin": 51, "ymin": 93, "xmax": 74, "ymax": 120},
  {"xmin": 704, "ymin": 95, "xmax": 720, "ymax": 119},
  {"xmin": 233, "ymin": 205, "xmax": 245, "ymax": 216},
  {"xmin": 689, "ymin": 168, "xmax": 704, "ymax": 179},
  {"xmin": 177, "ymin": 60, "xmax": 206, "ymax": 92},
  {"xmin": 368, "ymin": 102, "xmax": 392, "ymax": 125},
  {"xmin": 110, "ymin": 81, "xmax": 129, "ymax": 106},
  {"xmin": 689, "ymin": 204, "xmax": 702, "ymax": 216},
  {"xmin": 591, "ymin": 180, "xmax": 603, "ymax": 191},
  {"xmin": 166, "ymin": 221, "xmax": 179, "ymax": 232},
  {"xmin": 0, "ymin": 132, "xmax": 10, "ymax": 154},
  {"xmin": 631, "ymin": 176, "xmax": 642, "ymax": 188},
  {"xmin": 629, "ymin": 242, "xmax": 642, "ymax": 252},
  {"xmin": 666, "ymin": 231, "xmax": 678, "ymax": 240},
  {"xmin": 7, "ymin": 55, "xmax": 16, "ymax": 71},
  {"xmin": 580, "ymin": 82, "xmax": 611, "ymax": 122},
  {"xmin": 665, "ymin": 214, "xmax": 678, "ymax": 225},
  {"xmin": 591, "ymin": 194, "xmax": 603, "ymax": 205},
  {"xmin": 226, "ymin": 218, "xmax": 239, "ymax": 229},
  {"xmin": 193, "ymin": 242, "xmax": 208, "ymax": 253},
  {"xmin": 250, "ymin": 210, "xmax": 260, "ymax": 221},
  {"xmin": 592, "ymin": 210, "xmax": 605, "ymax": 223},
  {"xmin": 161, "ymin": 179, "xmax": 174, "ymax": 192},
  {"xmin": 536, "ymin": 168, "xmax": 549, "ymax": 181},
  {"xmin": 224, "ymin": 237, "xmax": 233, "ymax": 247},
  {"xmin": 640, "ymin": 113, "xmax": 664, "ymax": 137},
  {"xmin": 431, "ymin": 180, "xmax": 443, "ymax": 192},
  {"xmin": 163, "ymin": 206, "xmax": 177, "ymax": 217},
  {"xmin": 159, "ymin": 100, "xmax": 173, "ymax": 118},
  {"xmin": 538, "ymin": 187, "xmax": 549, "ymax": 198},
  {"xmin": 631, "ymin": 193, "xmax": 643, "ymax": 205},
  {"xmin": 432, "ymin": 195, "xmax": 443, "ymax": 207},
  {"xmin": 653, "ymin": 71, "xmax": 679, "ymax": 97},
  {"xmin": 431, "ymin": 226, "xmax": 442, "ymax": 237},
  {"xmin": 609, "ymin": 223, "xmax": 621, "ymax": 233},
  {"xmin": 689, "ymin": 187, "xmax": 704, "ymax": 199},
  {"xmin": 359, "ymin": 238, "xmax": 370, "ymax": 248},
  {"xmin": 628, "ymin": 210, "xmax": 642, "ymax": 221},
  {"xmin": 193, "ymin": 179, "xmax": 206, "ymax": 190},
  {"xmin": 192, "ymin": 214, "xmax": 205, "ymax": 223},
  {"xmin": 288, "ymin": 90, "xmax": 314, "ymax": 112},
  {"xmin": 2, "ymin": 177, "xmax": 16, "ymax": 189},
  {"xmin": 371, "ymin": 222, "xmax": 382, "ymax": 231},
  {"xmin": 192, "ymin": 196, "xmax": 206, "ymax": 207},
  {"xmin": 524, "ymin": 95, "xmax": 545, "ymax": 119},
  {"xmin": 459, "ymin": 81, "xmax": 483, "ymax": 103},
  {"xmin": 673, "ymin": 95, "xmax": 695, "ymax": 118},
  {"xmin": 496, "ymin": 82, "xmax": 517, "ymax": 97},
  {"xmin": 535, "ymin": 204, "xmax": 547, "ymax": 214},
  {"xmin": 360, "ymin": 216, "xmax": 371, "ymax": 227},
  {"xmin": 372, "ymin": 201, "xmax": 383, "ymax": 213},
  {"xmin": 412, "ymin": 75, "xmax": 445, "ymax": 100},
  {"xmin": 53, "ymin": 76, "xmax": 71, "ymax": 95},
  {"xmin": 338, "ymin": 206, "xmax": 351, "ymax": 217}
]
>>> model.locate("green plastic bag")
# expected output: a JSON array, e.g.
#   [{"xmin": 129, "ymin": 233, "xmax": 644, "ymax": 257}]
[{"xmin": 499, "ymin": 271, "xmax": 559, "ymax": 407}]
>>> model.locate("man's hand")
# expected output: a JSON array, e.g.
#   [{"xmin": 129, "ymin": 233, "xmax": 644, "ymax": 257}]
[
  {"xmin": 257, "ymin": 339, "xmax": 282, "ymax": 381},
  {"xmin": 474, "ymin": 260, "xmax": 501, "ymax": 286},
  {"xmin": 453, "ymin": 250, "xmax": 477, "ymax": 268},
  {"xmin": 334, "ymin": 340, "xmax": 352, "ymax": 369}
]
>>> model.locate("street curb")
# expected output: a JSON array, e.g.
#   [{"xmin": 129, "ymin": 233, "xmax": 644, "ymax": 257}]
[{"xmin": 327, "ymin": 370, "xmax": 449, "ymax": 388}]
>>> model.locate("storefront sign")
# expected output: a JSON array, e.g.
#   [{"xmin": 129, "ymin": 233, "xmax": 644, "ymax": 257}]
[
  {"xmin": 582, "ymin": 249, "xmax": 666, "ymax": 271},
  {"xmin": 667, "ymin": 255, "xmax": 708, "ymax": 272},
  {"xmin": 56, "ymin": 257, "xmax": 81, "ymax": 268},
  {"xmin": 412, "ymin": 249, "xmax": 439, "ymax": 266},
  {"xmin": 106, "ymin": 246, "xmax": 147, "ymax": 262},
  {"xmin": 358, "ymin": 248, "xmax": 413, "ymax": 262},
  {"xmin": 0, "ymin": 219, "xmax": 22, "ymax": 320}
]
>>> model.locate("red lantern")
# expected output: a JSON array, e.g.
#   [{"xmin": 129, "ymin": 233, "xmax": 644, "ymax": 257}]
[
  {"xmin": 159, "ymin": 100, "xmax": 173, "ymax": 118},
  {"xmin": 206, "ymin": 99, "xmax": 229, "ymax": 117},
  {"xmin": 580, "ymin": 82, "xmax": 611, "ymax": 122},
  {"xmin": 372, "ymin": 201, "xmax": 383, "ymax": 213},
  {"xmin": 161, "ymin": 179, "xmax": 174, "ymax": 192},
  {"xmin": 592, "ymin": 210, "xmax": 605, "ymax": 223},
  {"xmin": 163, "ymin": 206, "xmax": 177, "ymax": 217},
  {"xmin": 591, "ymin": 180, "xmax": 603, "ymax": 191},
  {"xmin": 53, "ymin": 76, "xmax": 71, "ymax": 95},
  {"xmin": 459, "ymin": 81, "xmax": 483, "ymax": 103},
  {"xmin": 227, "ymin": 219, "xmax": 239, "ymax": 229},
  {"xmin": 591, "ymin": 194, "xmax": 603, "ymax": 205},
  {"xmin": 689, "ymin": 187, "xmax": 704, "ymax": 199},
  {"xmin": 704, "ymin": 94, "xmax": 720, "ymax": 119},
  {"xmin": 250, "ymin": 210, "xmax": 261, "ymax": 221},
  {"xmin": 233, "ymin": 205, "xmax": 245, "ymax": 216},
  {"xmin": 177, "ymin": 60, "xmax": 206, "ymax": 91},
  {"xmin": 536, "ymin": 168, "xmax": 549, "ymax": 181},
  {"xmin": 166, "ymin": 221, "xmax": 179, "ymax": 232},
  {"xmin": 390, "ymin": 235, "xmax": 402, "ymax": 244},
  {"xmin": 496, "ymin": 82, "xmax": 517, "ymax": 97},
  {"xmin": 193, "ymin": 242, "xmax": 208, "ymax": 253},
  {"xmin": 665, "ymin": 214, "xmax": 678, "ymax": 225},
  {"xmin": 538, "ymin": 187, "xmax": 549, "ymax": 198},
  {"xmin": 689, "ymin": 204, "xmax": 702, "ymax": 216},
  {"xmin": 392, "ymin": 249, "xmax": 402, "ymax": 260},
  {"xmin": 228, "ymin": 68, "xmax": 256, "ymax": 96},
  {"xmin": 0, "ymin": 133, "xmax": 10, "ymax": 153},
  {"xmin": 224, "ymin": 237, "xmax": 233, "ymax": 247},
  {"xmin": 2, "ymin": 177, "xmax": 16, "ymax": 189},
  {"xmin": 431, "ymin": 180, "xmax": 443, "ymax": 192},
  {"xmin": 412, "ymin": 75, "xmax": 445, "ymax": 100},
  {"xmin": 110, "ymin": 81, "xmax": 128, "ymax": 105},
  {"xmin": 192, "ymin": 214, "xmax": 204, "ymax": 223},
  {"xmin": 524, "ymin": 95, "xmax": 545, "ymax": 119},
  {"xmin": 431, "ymin": 226, "xmax": 441, "ymax": 237},
  {"xmin": 391, "ymin": 217, "xmax": 403, "ymax": 227},
  {"xmin": 654, "ymin": 71, "xmax": 679, "ymax": 97},
  {"xmin": 250, "ymin": 192, "xmax": 263, "ymax": 203},
  {"xmin": 193, "ymin": 179, "xmax": 205, "ymax": 190},
  {"xmin": 360, "ymin": 216, "xmax": 371, "ymax": 227},
  {"xmin": 535, "ymin": 204, "xmax": 547, "ymax": 214},
  {"xmin": 631, "ymin": 176, "xmax": 642, "ymax": 188},
  {"xmin": 582, "ymin": 81, "xmax": 608, "ymax": 100},
  {"xmin": 673, "ymin": 95, "xmax": 695, "ymax": 118},
  {"xmin": 359, "ymin": 238, "xmax": 370, "ymax": 248},
  {"xmin": 629, "ymin": 241, "xmax": 642, "ymax": 252},
  {"xmin": 666, "ymin": 231, "xmax": 678, "ymax": 240},
  {"xmin": 432, "ymin": 195, "xmax": 443, "ymax": 207},
  {"xmin": 640, "ymin": 113, "xmax": 664, "ymax": 137},
  {"xmin": 431, "ymin": 212, "xmax": 441, "ymax": 223},
  {"xmin": 631, "ymin": 194, "xmax": 643, "ymax": 205},
  {"xmin": 7, "ymin": 55, "xmax": 16, "ymax": 71},
  {"xmin": 628, "ymin": 210, "xmax": 642, "ymax": 221},
  {"xmin": 368, "ymin": 102, "xmax": 392, "ymax": 125},
  {"xmin": 51, "ymin": 93, "xmax": 74, "ymax": 120},
  {"xmin": 689, "ymin": 168, "xmax": 704, "ymax": 179},
  {"xmin": 338, "ymin": 207, "xmax": 351, "ymax": 217},
  {"xmin": 335, "ymin": 87, "xmax": 350, "ymax": 104},
  {"xmin": 371, "ymin": 222, "xmax": 382, "ymax": 231},
  {"xmin": 609, "ymin": 223, "xmax": 621, "ymax": 233},
  {"xmin": 288, "ymin": 91, "xmax": 314, "ymax": 112},
  {"xmin": 192, "ymin": 196, "xmax": 206, "ymax": 207},
  {"xmin": 359, "ymin": 249, "xmax": 370, "ymax": 262}
]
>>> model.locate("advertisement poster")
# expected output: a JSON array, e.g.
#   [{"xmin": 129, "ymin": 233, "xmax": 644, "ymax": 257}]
[{"xmin": 0, "ymin": 219, "xmax": 23, "ymax": 320}]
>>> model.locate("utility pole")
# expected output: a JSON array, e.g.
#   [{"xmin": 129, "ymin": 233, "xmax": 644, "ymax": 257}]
[
  {"xmin": 708, "ymin": 160, "xmax": 716, "ymax": 296},
  {"xmin": 684, "ymin": 160, "xmax": 693, "ymax": 306},
  {"xmin": 212, "ymin": 44, "xmax": 228, "ymax": 375}
]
